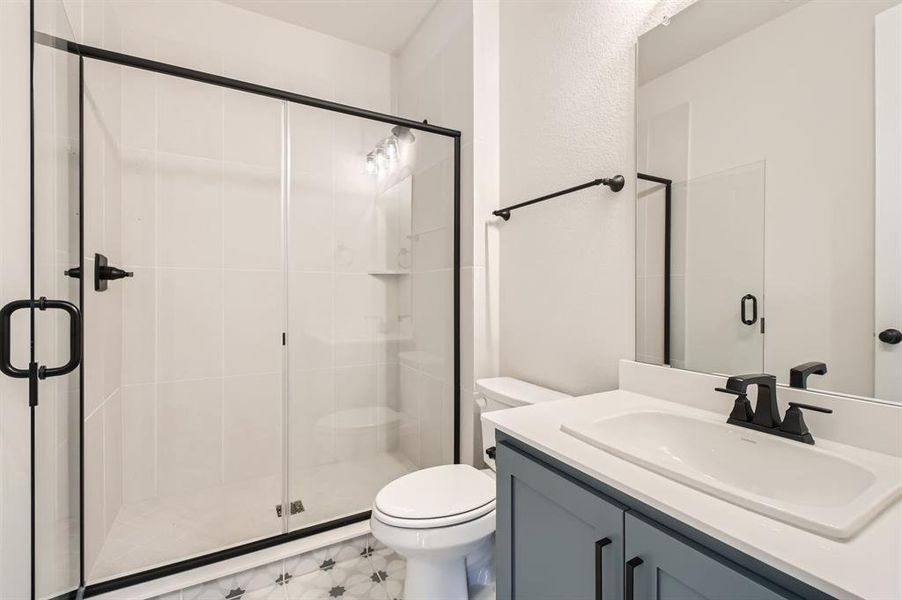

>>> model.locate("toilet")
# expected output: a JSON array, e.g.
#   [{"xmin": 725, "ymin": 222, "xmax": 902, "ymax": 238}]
[{"xmin": 370, "ymin": 377, "xmax": 571, "ymax": 599}]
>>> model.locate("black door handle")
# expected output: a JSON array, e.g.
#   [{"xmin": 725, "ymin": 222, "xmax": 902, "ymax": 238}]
[
  {"xmin": 624, "ymin": 556, "xmax": 643, "ymax": 600},
  {"xmin": 879, "ymin": 328, "xmax": 902, "ymax": 345},
  {"xmin": 0, "ymin": 297, "xmax": 81, "ymax": 381},
  {"xmin": 37, "ymin": 298, "xmax": 81, "ymax": 379},
  {"xmin": 595, "ymin": 537, "xmax": 611, "ymax": 600},
  {"xmin": 0, "ymin": 299, "xmax": 33, "ymax": 379},
  {"xmin": 740, "ymin": 294, "xmax": 758, "ymax": 326}
]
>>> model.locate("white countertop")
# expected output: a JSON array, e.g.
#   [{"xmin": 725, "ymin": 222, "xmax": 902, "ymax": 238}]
[{"xmin": 483, "ymin": 389, "xmax": 902, "ymax": 600}]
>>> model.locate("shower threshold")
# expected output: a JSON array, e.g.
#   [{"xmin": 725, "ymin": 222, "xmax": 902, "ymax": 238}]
[{"xmin": 89, "ymin": 451, "xmax": 417, "ymax": 583}]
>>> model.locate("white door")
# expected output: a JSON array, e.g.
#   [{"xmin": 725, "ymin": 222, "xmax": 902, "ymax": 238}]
[{"xmin": 875, "ymin": 3, "xmax": 902, "ymax": 403}]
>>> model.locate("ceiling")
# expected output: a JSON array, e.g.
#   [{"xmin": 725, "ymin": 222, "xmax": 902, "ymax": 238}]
[
  {"xmin": 220, "ymin": 0, "xmax": 438, "ymax": 54},
  {"xmin": 638, "ymin": 0, "xmax": 810, "ymax": 85}
]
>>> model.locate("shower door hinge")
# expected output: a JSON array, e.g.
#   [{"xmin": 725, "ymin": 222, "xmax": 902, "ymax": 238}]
[{"xmin": 275, "ymin": 499, "xmax": 305, "ymax": 518}]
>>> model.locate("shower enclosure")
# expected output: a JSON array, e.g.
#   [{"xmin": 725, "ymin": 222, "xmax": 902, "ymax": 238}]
[{"xmin": 15, "ymin": 3, "xmax": 460, "ymax": 597}]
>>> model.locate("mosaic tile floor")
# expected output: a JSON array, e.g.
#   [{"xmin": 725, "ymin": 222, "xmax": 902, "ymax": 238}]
[{"xmin": 155, "ymin": 534, "xmax": 405, "ymax": 600}]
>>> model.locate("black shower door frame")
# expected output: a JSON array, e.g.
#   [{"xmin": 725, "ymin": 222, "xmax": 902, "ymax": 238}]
[{"xmin": 32, "ymin": 31, "xmax": 462, "ymax": 600}]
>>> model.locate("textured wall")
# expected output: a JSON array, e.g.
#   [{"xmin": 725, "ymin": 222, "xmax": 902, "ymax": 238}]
[{"xmin": 498, "ymin": 0, "xmax": 691, "ymax": 396}]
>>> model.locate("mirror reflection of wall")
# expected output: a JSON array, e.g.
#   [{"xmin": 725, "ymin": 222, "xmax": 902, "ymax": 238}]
[{"xmin": 636, "ymin": 0, "xmax": 902, "ymax": 403}]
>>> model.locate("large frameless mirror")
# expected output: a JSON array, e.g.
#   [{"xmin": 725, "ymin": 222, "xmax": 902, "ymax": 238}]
[{"xmin": 636, "ymin": 0, "xmax": 902, "ymax": 404}]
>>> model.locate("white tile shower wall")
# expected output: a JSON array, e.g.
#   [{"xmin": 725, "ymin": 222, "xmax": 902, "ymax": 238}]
[
  {"xmin": 94, "ymin": 0, "xmax": 399, "ymax": 538},
  {"xmin": 394, "ymin": 0, "xmax": 497, "ymax": 467},
  {"xmin": 107, "ymin": 0, "xmax": 396, "ymax": 515},
  {"xmin": 287, "ymin": 101, "xmax": 405, "ymax": 499},
  {"xmin": 115, "ymin": 80, "xmax": 285, "ymax": 516}
]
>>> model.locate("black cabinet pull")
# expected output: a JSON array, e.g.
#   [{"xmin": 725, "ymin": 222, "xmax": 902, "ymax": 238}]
[
  {"xmin": 740, "ymin": 293, "xmax": 758, "ymax": 325},
  {"xmin": 624, "ymin": 556, "xmax": 643, "ymax": 600},
  {"xmin": 879, "ymin": 328, "xmax": 902, "ymax": 345},
  {"xmin": 595, "ymin": 537, "xmax": 611, "ymax": 600}
]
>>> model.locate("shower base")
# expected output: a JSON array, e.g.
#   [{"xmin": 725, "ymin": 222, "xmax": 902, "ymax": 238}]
[{"xmin": 89, "ymin": 451, "xmax": 417, "ymax": 583}]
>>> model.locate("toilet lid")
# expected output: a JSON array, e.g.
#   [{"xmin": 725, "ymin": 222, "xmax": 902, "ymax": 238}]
[{"xmin": 374, "ymin": 464, "xmax": 495, "ymax": 521}]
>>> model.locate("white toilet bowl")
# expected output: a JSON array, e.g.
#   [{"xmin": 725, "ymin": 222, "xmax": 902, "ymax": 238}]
[
  {"xmin": 370, "ymin": 464, "xmax": 495, "ymax": 600},
  {"xmin": 370, "ymin": 378, "xmax": 571, "ymax": 599}
]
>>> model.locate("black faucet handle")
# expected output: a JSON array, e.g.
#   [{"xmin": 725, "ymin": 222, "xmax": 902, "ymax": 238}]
[
  {"xmin": 714, "ymin": 386, "xmax": 746, "ymax": 396},
  {"xmin": 787, "ymin": 402, "xmax": 833, "ymax": 414},
  {"xmin": 780, "ymin": 403, "xmax": 832, "ymax": 445},
  {"xmin": 714, "ymin": 387, "xmax": 754, "ymax": 423}
]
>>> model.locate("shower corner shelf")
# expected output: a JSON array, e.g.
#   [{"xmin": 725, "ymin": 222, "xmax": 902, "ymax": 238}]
[{"xmin": 367, "ymin": 270, "xmax": 410, "ymax": 276}]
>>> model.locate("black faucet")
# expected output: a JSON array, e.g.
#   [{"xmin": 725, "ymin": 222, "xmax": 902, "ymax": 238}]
[
  {"xmin": 715, "ymin": 373, "xmax": 832, "ymax": 444},
  {"xmin": 789, "ymin": 362, "xmax": 827, "ymax": 389},
  {"xmin": 716, "ymin": 373, "xmax": 781, "ymax": 428}
]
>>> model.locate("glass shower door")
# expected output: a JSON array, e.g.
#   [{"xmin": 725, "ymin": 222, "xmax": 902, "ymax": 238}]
[
  {"xmin": 79, "ymin": 66, "xmax": 288, "ymax": 581},
  {"xmin": 20, "ymin": 14, "xmax": 459, "ymax": 590},
  {"xmin": 30, "ymin": 2, "xmax": 83, "ymax": 598},
  {"xmin": 670, "ymin": 162, "xmax": 766, "ymax": 375},
  {"xmin": 286, "ymin": 104, "xmax": 456, "ymax": 531}
]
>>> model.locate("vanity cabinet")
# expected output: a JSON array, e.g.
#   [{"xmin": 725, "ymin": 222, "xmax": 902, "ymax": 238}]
[
  {"xmin": 496, "ymin": 441, "xmax": 624, "ymax": 600},
  {"xmin": 496, "ymin": 441, "xmax": 805, "ymax": 600},
  {"xmin": 624, "ymin": 513, "xmax": 798, "ymax": 600}
]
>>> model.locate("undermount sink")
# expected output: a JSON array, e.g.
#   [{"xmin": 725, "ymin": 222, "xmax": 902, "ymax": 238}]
[{"xmin": 561, "ymin": 409, "xmax": 902, "ymax": 539}]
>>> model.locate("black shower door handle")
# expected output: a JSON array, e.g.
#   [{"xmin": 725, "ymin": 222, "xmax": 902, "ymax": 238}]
[
  {"xmin": 740, "ymin": 294, "xmax": 758, "ymax": 326},
  {"xmin": 0, "ymin": 299, "xmax": 32, "ymax": 378},
  {"xmin": 0, "ymin": 297, "xmax": 81, "ymax": 380},
  {"xmin": 37, "ymin": 298, "xmax": 81, "ymax": 378}
]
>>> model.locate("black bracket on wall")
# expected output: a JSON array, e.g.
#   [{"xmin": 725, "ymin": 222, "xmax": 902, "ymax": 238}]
[
  {"xmin": 93, "ymin": 253, "xmax": 133, "ymax": 291},
  {"xmin": 492, "ymin": 175, "xmax": 625, "ymax": 221},
  {"xmin": 66, "ymin": 253, "xmax": 134, "ymax": 291}
]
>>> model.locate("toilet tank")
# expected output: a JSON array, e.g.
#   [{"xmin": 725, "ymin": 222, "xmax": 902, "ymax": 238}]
[{"xmin": 476, "ymin": 377, "xmax": 571, "ymax": 470}]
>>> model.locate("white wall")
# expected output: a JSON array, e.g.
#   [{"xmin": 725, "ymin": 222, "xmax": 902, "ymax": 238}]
[
  {"xmin": 498, "ymin": 0, "xmax": 690, "ymax": 396},
  {"xmin": 638, "ymin": 0, "xmax": 898, "ymax": 396}
]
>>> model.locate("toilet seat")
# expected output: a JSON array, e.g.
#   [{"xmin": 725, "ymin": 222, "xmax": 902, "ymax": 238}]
[{"xmin": 373, "ymin": 464, "xmax": 496, "ymax": 529}]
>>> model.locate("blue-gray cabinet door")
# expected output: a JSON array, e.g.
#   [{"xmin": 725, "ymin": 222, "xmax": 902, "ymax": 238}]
[
  {"xmin": 624, "ymin": 513, "xmax": 800, "ymax": 600},
  {"xmin": 496, "ymin": 442, "xmax": 624, "ymax": 600}
]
